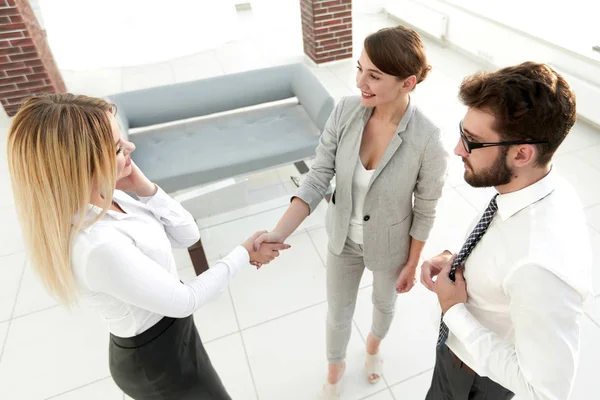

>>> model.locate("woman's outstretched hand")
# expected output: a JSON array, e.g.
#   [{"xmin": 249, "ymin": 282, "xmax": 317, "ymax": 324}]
[
  {"xmin": 253, "ymin": 231, "xmax": 287, "ymax": 251},
  {"xmin": 242, "ymin": 231, "xmax": 291, "ymax": 269}
]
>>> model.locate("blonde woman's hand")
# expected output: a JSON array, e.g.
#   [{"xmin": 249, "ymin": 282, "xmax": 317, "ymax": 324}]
[
  {"xmin": 242, "ymin": 231, "xmax": 291, "ymax": 269},
  {"xmin": 116, "ymin": 161, "xmax": 157, "ymax": 197}
]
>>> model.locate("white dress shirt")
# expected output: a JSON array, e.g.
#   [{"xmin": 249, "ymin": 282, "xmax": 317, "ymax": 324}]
[
  {"xmin": 443, "ymin": 169, "xmax": 594, "ymax": 400},
  {"xmin": 347, "ymin": 158, "xmax": 375, "ymax": 245},
  {"xmin": 71, "ymin": 186, "xmax": 250, "ymax": 338}
]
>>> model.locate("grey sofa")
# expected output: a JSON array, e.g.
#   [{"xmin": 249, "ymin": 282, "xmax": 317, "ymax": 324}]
[
  {"xmin": 104, "ymin": 63, "xmax": 334, "ymax": 274},
  {"xmin": 106, "ymin": 63, "xmax": 334, "ymax": 194}
]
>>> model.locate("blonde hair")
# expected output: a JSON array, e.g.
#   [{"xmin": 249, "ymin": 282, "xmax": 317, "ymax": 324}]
[{"xmin": 7, "ymin": 94, "xmax": 118, "ymax": 305}]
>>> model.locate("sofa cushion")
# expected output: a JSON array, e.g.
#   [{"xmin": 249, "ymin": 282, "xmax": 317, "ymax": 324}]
[
  {"xmin": 129, "ymin": 101, "xmax": 320, "ymax": 193},
  {"xmin": 107, "ymin": 64, "xmax": 299, "ymax": 129},
  {"xmin": 107, "ymin": 63, "xmax": 334, "ymax": 133}
]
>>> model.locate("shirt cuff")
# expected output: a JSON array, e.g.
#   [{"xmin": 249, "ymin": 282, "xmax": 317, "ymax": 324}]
[
  {"xmin": 138, "ymin": 185, "xmax": 167, "ymax": 205},
  {"xmin": 220, "ymin": 245, "xmax": 251, "ymax": 269},
  {"xmin": 443, "ymin": 303, "xmax": 486, "ymax": 344}
]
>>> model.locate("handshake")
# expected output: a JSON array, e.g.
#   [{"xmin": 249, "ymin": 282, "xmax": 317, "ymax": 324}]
[{"xmin": 241, "ymin": 231, "xmax": 290, "ymax": 268}]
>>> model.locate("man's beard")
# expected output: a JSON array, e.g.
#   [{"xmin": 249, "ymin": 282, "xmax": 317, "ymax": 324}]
[{"xmin": 464, "ymin": 148, "xmax": 513, "ymax": 188}]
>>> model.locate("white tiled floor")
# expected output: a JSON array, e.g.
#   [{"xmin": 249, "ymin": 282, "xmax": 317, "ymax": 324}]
[
  {"xmin": 0, "ymin": 205, "xmax": 25, "ymax": 257},
  {"xmin": 205, "ymin": 333, "xmax": 258, "ymax": 400},
  {"xmin": 12, "ymin": 260, "xmax": 59, "ymax": 318},
  {"xmin": 0, "ymin": 7, "xmax": 599, "ymax": 400},
  {"xmin": 48, "ymin": 378, "xmax": 123, "ymax": 400},
  {"xmin": 390, "ymin": 369, "xmax": 433, "ymax": 400},
  {"xmin": 230, "ymin": 231, "xmax": 328, "ymax": 329},
  {"xmin": 0, "ymin": 252, "xmax": 25, "ymax": 323}
]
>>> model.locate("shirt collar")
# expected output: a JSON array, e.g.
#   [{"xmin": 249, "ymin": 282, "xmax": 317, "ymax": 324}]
[
  {"xmin": 496, "ymin": 168, "xmax": 557, "ymax": 221},
  {"xmin": 361, "ymin": 95, "xmax": 416, "ymax": 135},
  {"xmin": 72, "ymin": 193, "xmax": 131, "ymax": 232}
]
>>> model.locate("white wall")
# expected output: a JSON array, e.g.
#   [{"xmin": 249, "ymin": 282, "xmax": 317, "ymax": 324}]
[
  {"xmin": 353, "ymin": 0, "xmax": 385, "ymax": 15},
  {"xmin": 39, "ymin": 0, "xmax": 242, "ymax": 70},
  {"xmin": 384, "ymin": 0, "xmax": 600, "ymax": 126},
  {"xmin": 442, "ymin": 0, "xmax": 599, "ymax": 62},
  {"xmin": 37, "ymin": 0, "xmax": 385, "ymax": 70}
]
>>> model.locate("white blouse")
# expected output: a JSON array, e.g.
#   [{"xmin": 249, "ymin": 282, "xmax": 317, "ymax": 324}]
[
  {"xmin": 347, "ymin": 158, "xmax": 375, "ymax": 245},
  {"xmin": 71, "ymin": 186, "xmax": 250, "ymax": 338}
]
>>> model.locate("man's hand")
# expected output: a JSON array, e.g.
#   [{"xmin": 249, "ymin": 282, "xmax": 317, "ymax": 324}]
[
  {"xmin": 420, "ymin": 251, "xmax": 453, "ymax": 292},
  {"xmin": 434, "ymin": 257, "xmax": 467, "ymax": 314},
  {"xmin": 396, "ymin": 262, "xmax": 418, "ymax": 293}
]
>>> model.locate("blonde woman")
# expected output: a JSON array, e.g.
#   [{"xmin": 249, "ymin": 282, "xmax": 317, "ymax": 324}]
[{"xmin": 6, "ymin": 94, "xmax": 289, "ymax": 400}]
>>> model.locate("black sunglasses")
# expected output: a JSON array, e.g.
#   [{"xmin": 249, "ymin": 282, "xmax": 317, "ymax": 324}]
[{"xmin": 459, "ymin": 121, "xmax": 549, "ymax": 154}]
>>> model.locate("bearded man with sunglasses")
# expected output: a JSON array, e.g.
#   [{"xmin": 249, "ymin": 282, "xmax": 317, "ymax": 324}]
[{"xmin": 422, "ymin": 62, "xmax": 594, "ymax": 399}]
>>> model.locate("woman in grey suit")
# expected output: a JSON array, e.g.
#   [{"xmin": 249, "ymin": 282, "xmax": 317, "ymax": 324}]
[{"xmin": 254, "ymin": 25, "xmax": 449, "ymax": 398}]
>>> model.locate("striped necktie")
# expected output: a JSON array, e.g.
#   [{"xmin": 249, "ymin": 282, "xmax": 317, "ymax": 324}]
[{"xmin": 437, "ymin": 194, "xmax": 499, "ymax": 347}]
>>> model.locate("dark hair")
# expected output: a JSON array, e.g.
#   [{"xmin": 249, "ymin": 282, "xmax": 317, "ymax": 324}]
[
  {"xmin": 364, "ymin": 25, "xmax": 431, "ymax": 84},
  {"xmin": 459, "ymin": 62, "xmax": 576, "ymax": 165}
]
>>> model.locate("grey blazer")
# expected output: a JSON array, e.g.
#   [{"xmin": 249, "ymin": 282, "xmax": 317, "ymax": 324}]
[{"xmin": 295, "ymin": 95, "xmax": 449, "ymax": 271}]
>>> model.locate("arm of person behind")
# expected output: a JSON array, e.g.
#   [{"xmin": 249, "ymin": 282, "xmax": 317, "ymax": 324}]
[
  {"xmin": 410, "ymin": 127, "xmax": 449, "ymax": 243},
  {"xmin": 256, "ymin": 97, "xmax": 347, "ymax": 246}
]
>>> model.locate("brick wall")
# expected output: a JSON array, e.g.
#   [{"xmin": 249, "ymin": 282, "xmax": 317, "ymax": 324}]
[
  {"xmin": 301, "ymin": 0, "xmax": 352, "ymax": 64},
  {"xmin": 0, "ymin": 0, "xmax": 65, "ymax": 116}
]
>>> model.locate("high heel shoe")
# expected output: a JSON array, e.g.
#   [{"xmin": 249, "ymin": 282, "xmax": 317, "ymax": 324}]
[
  {"xmin": 365, "ymin": 351, "xmax": 383, "ymax": 384},
  {"xmin": 321, "ymin": 361, "xmax": 345, "ymax": 399}
]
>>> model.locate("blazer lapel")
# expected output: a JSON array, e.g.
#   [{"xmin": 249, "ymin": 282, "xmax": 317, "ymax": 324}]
[
  {"xmin": 367, "ymin": 134, "xmax": 403, "ymax": 191},
  {"xmin": 338, "ymin": 107, "xmax": 367, "ymax": 193},
  {"xmin": 366, "ymin": 98, "xmax": 416, "ymax": 191}
]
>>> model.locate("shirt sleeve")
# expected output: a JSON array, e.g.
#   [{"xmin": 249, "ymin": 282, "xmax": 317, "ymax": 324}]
[
  {"xmin": 83, "ymin": 239, "xmax": 249, "ymax": 318},
  {"xmin": 137, "ymin": 185, "xmax": 201, "ymax": 248},
  {"xmin": 444, "ymin": 264, "xmax": 583, "ymax": 400}
]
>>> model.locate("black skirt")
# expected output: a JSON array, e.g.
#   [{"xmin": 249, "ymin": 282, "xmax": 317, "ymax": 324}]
[{"xmin": 109, "ymin": 314, "xmax": 231, "ymax": 400}]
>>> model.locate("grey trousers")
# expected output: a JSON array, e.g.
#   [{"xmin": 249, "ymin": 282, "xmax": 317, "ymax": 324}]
[
  {"xmin": 326, "ymin": 237, "xmax": 402, "ymax": 364},
  {"xmin": 425, "ymin": 345, "xmax": 514, "ymax": 400}
]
